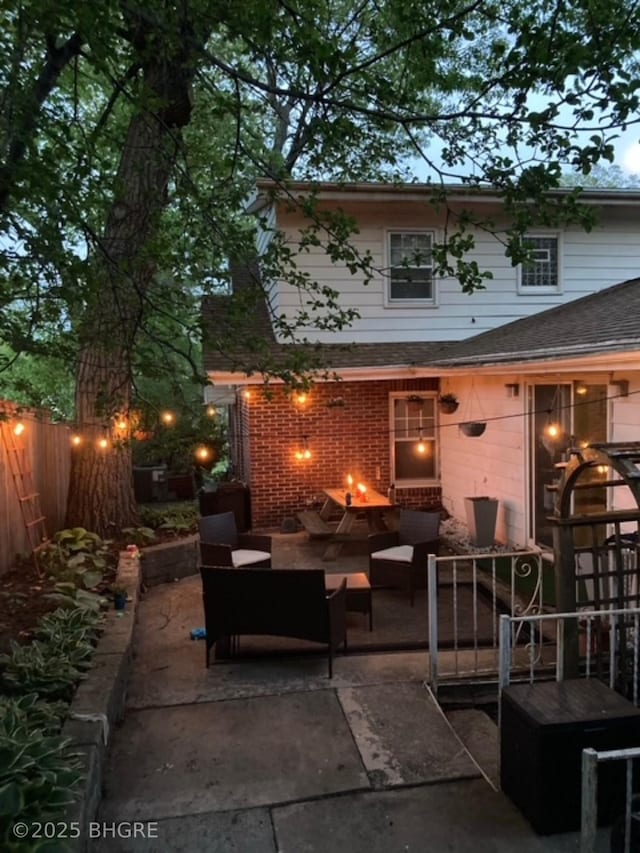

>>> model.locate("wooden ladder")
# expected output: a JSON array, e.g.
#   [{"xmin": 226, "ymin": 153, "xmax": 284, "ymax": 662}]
[{"xmin": 1, "ymin": 419, "xmax": 49, "ymax": 566}]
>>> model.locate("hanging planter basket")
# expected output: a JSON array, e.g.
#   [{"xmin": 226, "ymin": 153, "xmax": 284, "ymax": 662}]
[
  {"xmin": 438, "ymin": 396, "xmax": 459, "ymax": 414},
  {"xmin": 458, "ymin": 380, "xmax": 487, "ymax": 438},
  {"xmin": 459, "ymin": 421, "xmax": 487, "ymax": 438}
]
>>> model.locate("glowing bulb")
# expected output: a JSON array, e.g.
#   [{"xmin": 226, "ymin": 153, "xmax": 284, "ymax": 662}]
[
  {"xmin": 206, "ymin": 405, "xmax": 217, "ymax": 417},
  {"xmin": 195, "ymin": 446, "xmax": 210, "ymax": 461},
  {"xmin": 71, "ymin": 435, "xmax": 82, "ymax": 446},
  {"xmin": 295, "ymin": 393, "xmax": 307, "ymax": 405},
  {"xmin": 98, "ymin": 438, "xmax": 109, "ymax": 450},
  {"xmin": 597, "ymin": 465, "xmax": 608, "ymax": 475},
  {"xmin": 161, "ymin": 411, "xmax": 175, "ymax": 425},
  {"xmin": 575, "ymin": 383, "xmax": 588, "ymax": 396},
  {"xmin": 13, "ymin": 421, "xmax": 25, "ymax": 436},
  {"xmin": 545, "ymin": 423, "xmax": 560, "ymax": 438},
  {"xmin": 417, "ymin": 440, "xmax": 427, "ymax": 454},
  {"xmin": 116, "ymin": 419, "xmax": 127, "ymax": 430},
  {"xmin": 295, "ymin": 450, "xmax": 304, "ymax": 461},
  {"xmin": 243, "ymin": 390, "xmax": 252, "ymax": 400},
  {"xmin": 303, "ymin": 448, "xmax": 312, "ymax": 459},
  {"xmin": 347, "ymin": 474, "xmax": 353, "ymax": 487}
]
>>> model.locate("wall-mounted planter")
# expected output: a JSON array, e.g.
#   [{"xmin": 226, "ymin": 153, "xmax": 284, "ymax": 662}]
[
  {"xmin": 464, "ymin": 496, "xmax": 498, "ymax": 547},
  {"xmin": 459, "ymin": 421, "xmax": 486, "ymax": 437}
]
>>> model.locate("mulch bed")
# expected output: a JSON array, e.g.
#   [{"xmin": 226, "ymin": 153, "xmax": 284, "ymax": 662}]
[{"xmin": 0, "ymin": 559, "xmax": 60, "ymax": 654}]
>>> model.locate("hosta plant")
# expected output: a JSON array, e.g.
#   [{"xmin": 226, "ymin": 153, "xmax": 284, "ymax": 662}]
[{"xmin": 0, "ymin": 696, "xmax": 83, "ymax": 852}]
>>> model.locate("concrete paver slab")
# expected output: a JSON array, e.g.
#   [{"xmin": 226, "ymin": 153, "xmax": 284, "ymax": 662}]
[
  {"xmin": 127, "ymin": 573, "xmax": 433, "ymax": 708},
  {"xmin": 272, "ymin": 779, "xmax": 582, "ymax": 853},
  {"xmin": 101, "ymin": 690, "xmax": 369, "ymax": 821},
  {"xmin": 338, "ymin": 683, "xmax": 478, "ymax": 788},
  {"xmin": 94, "ymin": 807, "xmax": 276, "ymax": 853}
]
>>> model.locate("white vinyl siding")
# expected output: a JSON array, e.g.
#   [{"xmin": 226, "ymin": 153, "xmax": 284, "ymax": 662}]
[
  {"xmin": 518, "ymin": 234, "xmax": 561, "ymax": 293},
  {"xmin": 387, "ymin": 231, "xmax": 434, "ymax": 304},
  {"xmin": 272, "ymin": 200, "xmax": 640, "ymax": 343}
]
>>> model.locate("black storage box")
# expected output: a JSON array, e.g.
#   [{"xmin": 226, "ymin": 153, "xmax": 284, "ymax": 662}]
[
  {"xmin": 500, "ymin": 678, "xmax": 640, "ymax": 835},
  {"xmin": 198, "ymin": 482, "xmax": 251, "ymax": 532}
]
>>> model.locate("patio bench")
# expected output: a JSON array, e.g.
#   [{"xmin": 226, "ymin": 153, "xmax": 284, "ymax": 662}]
[
  {"xmin": 297, "ymin": 510, "xmax": 333, "ymax": 538},
  {"xmin": 199, "ymin": 566, "xmax": 347, "ymax": 677}
]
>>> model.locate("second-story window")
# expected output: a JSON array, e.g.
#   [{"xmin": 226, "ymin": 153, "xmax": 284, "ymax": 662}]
[
  {"xmin": 388, "ymin": 231, "xmax": 434, "ymax": 303},
  {"xmin": 519, "ymin": 235, "xmax": 560, "ymax": 292}
]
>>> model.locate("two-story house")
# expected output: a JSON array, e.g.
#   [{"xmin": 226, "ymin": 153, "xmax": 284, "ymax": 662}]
[{"xmin": 203, "ymin": 180, "xmax": 640, "ymax": 550}]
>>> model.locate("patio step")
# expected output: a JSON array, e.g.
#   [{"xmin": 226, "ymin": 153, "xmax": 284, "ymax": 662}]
[{"xmin": 297, "ymin": 510, "xmax": 333, "ymax": 538}]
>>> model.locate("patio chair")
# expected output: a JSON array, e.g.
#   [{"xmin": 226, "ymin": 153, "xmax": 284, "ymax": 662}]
[
  {"xmin": 199, "ymin": 511, "xmax": 272, "ymax": 568},
  {"xmin": 368, "ymin": 508, "xmax": 440, "ymax": 605}
]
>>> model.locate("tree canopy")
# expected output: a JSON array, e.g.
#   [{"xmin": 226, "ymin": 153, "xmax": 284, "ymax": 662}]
[{"xmin": 1, "ymin": 0, "xmax": 640, "ymax": 533}]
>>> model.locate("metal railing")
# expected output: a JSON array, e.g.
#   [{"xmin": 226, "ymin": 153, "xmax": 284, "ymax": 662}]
[
  {"xmin": 498, "ymin": 608, "xmax": 640, "ymax": 853},
  {"xmin": 427, "ymin": 550, "xmax": 546, "ymax": 695},
  {"xmin": 498, "ymin": 608, "xmax": 640, "ymax": 703},
  {"xmin": 581, "ymin": 746, "xmax": 640, "ymax": 853}
]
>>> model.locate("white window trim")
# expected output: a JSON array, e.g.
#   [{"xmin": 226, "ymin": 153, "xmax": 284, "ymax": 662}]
[
  {"xmin": 517, "ymin": 232, "xmax": 562, "ymax": 295},
  {"xmin": 384, "ymin": 228, "xmax": 438, "ymax": 308},
  {"xmin": 389, "ymin": 392, "xmax": 440, "ymax": 487}
]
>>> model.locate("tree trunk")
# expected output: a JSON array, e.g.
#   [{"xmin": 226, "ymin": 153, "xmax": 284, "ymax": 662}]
[{"xmin": 65, "ymin": 26, "xmax": 198, "ymax": 536}]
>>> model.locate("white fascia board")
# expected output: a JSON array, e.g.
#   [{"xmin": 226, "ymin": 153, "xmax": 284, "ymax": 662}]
[
  {"xmin": 435, "ymin": 349, "xmax": 640, "ymax": 377},
  {"xmin": 206, "ymin": 365, "xmax": 441, "ymax": 386}
]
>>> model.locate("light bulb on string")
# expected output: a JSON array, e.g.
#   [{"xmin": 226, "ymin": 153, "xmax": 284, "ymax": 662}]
[
  {"xmin": 161, "ymin": 411, "xmax": 175, "ymax": 426},
  {"xmin": 97, "ymin": 437, "xmax": 109, "ymax": 450},
  {"xmin": 71, "ymin": 434, "xmax": 82, "ymax": 447},
  {"xmin": 195, "ymin": 446, "xmax": 211, "ymax": 462}
]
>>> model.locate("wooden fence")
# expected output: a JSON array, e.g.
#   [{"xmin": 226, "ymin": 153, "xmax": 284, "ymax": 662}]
[{"xmin": 0, "ymin": 401, "xmax": 71, "ymax": 576}]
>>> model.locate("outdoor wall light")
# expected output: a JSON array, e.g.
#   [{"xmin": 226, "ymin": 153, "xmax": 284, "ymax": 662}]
[
  {"xmin": 609, "ymin": 378, "xmax": 629, "ymax": 397},
  {"xmin": 295, "ymin": 436, "xmax": 312, "ymax": 461}
]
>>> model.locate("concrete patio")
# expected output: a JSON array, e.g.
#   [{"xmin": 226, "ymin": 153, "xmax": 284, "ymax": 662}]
[{"xmin": 94, "ymin": 532, "xmax": 604, "ymax": 852}]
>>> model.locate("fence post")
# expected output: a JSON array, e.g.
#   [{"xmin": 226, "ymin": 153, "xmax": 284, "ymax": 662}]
[
  {"xmin": 580, "ymin": 748, "xmax": 598, "ymax": 853},
  {"xmin": 428, "ymin": 553, "xmax": 438, "ymax": 696},
  {"xmin": 499, "ymin": 614, "xmax": 512, "ymax": 692}
]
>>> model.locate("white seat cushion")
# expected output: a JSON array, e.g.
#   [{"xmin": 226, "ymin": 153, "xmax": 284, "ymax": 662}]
[
  {"xmin": 231, "ymin": 549, "xmax": 271, "ymax": 567},
  {"xmin": 371, "ymin": 545, "xmax": 414, "ymax": 563}
]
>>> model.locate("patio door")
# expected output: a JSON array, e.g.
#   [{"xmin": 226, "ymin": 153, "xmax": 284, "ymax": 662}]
[{"xmin": 529, "ymin": 383, "xmax": 607, "ymax": 547}]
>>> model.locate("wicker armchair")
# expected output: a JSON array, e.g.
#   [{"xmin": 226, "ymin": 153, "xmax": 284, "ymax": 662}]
[
  {"xmin": 199, "ymin": 511, "xmax": 272, "ymax": 568},
  {"xmin": 368, "ymin": 509, "xmax": 440, "ymax": 605}
]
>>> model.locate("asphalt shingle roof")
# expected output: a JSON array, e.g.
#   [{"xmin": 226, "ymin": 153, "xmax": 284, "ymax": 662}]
[
  {"xmin": 432, "ymin": 277, "xmax": 640, "ymax": 367},
  {"xmin": 203, "ymin": 264, "xmax": 640, "ymax": 378}
]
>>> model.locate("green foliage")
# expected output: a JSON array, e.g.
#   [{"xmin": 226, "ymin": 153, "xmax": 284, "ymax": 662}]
[
  {"xmin": 0, "ymin": 695, "xmax": 83, "ymax": 852},
  {"xmin": 40, "ymin": 528, "xmax": 114, "ymax": 593},
  {"xmin": 138, "ymin": 503, "xmax": 199, "ymax": 535},
  {"xmin": 0, "ymin": 604, "xmax": 101, "ymax": 702},
  {"xmin": 121, "ymin": 526, "xmax": 157, "ymax": 547}
]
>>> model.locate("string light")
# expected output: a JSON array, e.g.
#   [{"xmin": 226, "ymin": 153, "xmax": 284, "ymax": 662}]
[
  {"xmin": 161, "ymin": 411, "xmax": 175, "ymax": 425},
  {"xmin": 97, "ymin": 438, "xmax": 109, "ymax": 450},
  {"xmin": 294, "ymin": 392, "xmax": 308, "ymax": 405},
  {"xmin": 195, "ymin": 446, "xmax": 211, "ymax": 462},
  {"xmin": 13, "ymin": 421, "xmax": 25, "ymax": 436},
  {"xmin": 206, "ymin": 405, "xmax": 217, "ymax": 417},
  {"xmin": 71, "ymin": 434, "xmax": 82, "ymax": 447}
]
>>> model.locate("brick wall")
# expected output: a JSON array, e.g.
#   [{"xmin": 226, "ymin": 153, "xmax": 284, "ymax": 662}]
[{"xmin": 235, "ymin": 379, "xmax": 442, "ymax": 529}]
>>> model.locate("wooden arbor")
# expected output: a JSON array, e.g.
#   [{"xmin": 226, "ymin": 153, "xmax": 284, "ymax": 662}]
[{"xmin": 549, "ymin": 442, "xmax": 640, "ymax": 678}]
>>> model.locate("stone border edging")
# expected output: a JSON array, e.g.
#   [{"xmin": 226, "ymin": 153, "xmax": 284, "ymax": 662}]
[{"xmin": 63, "ymin": 553, "xmax": 141, "ymax": 851}]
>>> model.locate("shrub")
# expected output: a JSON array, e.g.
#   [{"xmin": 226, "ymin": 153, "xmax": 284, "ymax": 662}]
[
  {"xmin": 0, "ymin": 695, "xmax": 83, "ymax": 852},
  {"xmin": 40, "ymin": 528, "xmax": 115, "ymax": 593}
]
